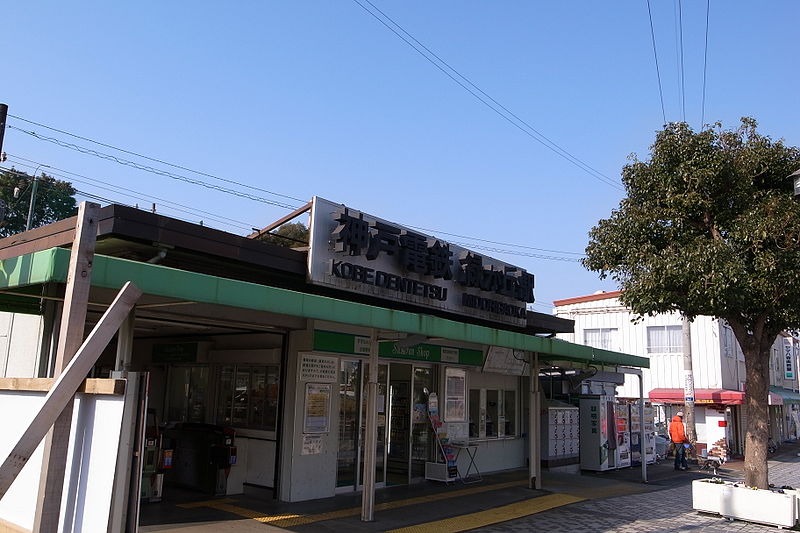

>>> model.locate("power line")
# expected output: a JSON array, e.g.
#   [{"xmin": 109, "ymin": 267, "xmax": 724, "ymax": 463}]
[
  {"xmin": 3, "ymin": 156, "xmax": 256, "ymax": 232},
  {"xmin": 8, "ymin": 125, "xmax": 303, "ymax": 210},
  {"xmin": 405, "ymin": 224, "xmax": 585, "ymax": 256},
  {"xmin": 449, "ymin": 241, "xmax": 582, "ymax": 262},
  {"xmin": 676, "ymin": 0, "xmax": 686, "ymax": 122},
  {"xmin": 3, "ymin": 127, "xmax": 586, "ymax": 261},
  {"xmin": 645, "ymin": 0, "xmax": 667, "ymax": 124},
  {"xmin": 351, "ymin": 0, "xmax": 623, "ymax": 191},
  {"xmin": 8, "ymin": 114, "xmax": 307, "ymax": 205},
  {"xmin": 700, "ymin": 0, "xmax": 710, "ymax": 129}
]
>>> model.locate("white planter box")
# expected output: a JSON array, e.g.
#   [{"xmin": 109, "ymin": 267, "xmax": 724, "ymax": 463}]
[
  {"xmin": 693, "ymin": 479, "xmax": 796, "ymax": 528},
  {"xmin": 692, "ymin": 479, "xmax": 726, "ymax": 514}
]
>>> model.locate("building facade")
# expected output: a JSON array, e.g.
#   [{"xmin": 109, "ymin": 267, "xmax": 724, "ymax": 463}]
[
  {"xmin": 553, "ymin": 291, "xmax": 800, "ymax": 458},
  {"xmin": 0, "ymin": 201, "xmax": 647, "ymax": 530}
]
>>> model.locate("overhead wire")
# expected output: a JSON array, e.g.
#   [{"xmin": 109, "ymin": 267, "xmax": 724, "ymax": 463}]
[
  {"xmin": 5, "ymin": 153, "xmax": 256, "ymax": 226},
  {"xmin": 2, "ymin": 156, "xmax": 256, "ymax": 232},
  {"xmin": 3, "ymin": 123, "xmax": 587, "ymax": 261},
  {"xmin": 645, "ymin": 0, "xmax": 667, "ymax": 124},
  {"xmin": 351, "ymin": 0, "xmax": 623, "ymax": 191},
  {"xmin": 677, "ymin": 0, "xmax": 686, "ymax": 122},
  {"xmin": 700, "ymin": 0, "xmax": 710, "ymax": 129},
  {"xmin": 7, "ymin": 125, "xmax": 303, "ymax": 210},
  {"xmin": 8, "ymin": 114, "xmax": 307, "ymax": 205}
]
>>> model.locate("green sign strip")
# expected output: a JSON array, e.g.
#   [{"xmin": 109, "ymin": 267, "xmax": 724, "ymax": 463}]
[
  {"xmin": 152, "ymin": 342, "xmax": 199, "ymax": 363},
  {"xmin": 313, "ymin": 330, "xmax": 483, "ymax": 366}
]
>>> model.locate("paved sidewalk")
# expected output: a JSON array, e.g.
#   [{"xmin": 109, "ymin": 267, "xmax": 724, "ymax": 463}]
[
  {"xmin": 476, "ymin": 447, "xmax": 800, "ymax": 532},
  {"xmin": 139, "ymin": 443, "xmax": 800, "ymax": 532}
]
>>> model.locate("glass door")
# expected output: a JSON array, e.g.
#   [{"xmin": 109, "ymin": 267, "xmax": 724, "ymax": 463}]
[
  {"xmin": 336, "ymin": 360, "xmax": 361, "ymax": 488},
  {"xmin": 358, "ymin": 363, "xmax": 389, "ymax": 488},
  {"xmin": 336, "ymin": 360, "xmax": 391, "ymax": 491},
  {"xmin": 410, "ymin": 366, "xmax": 434, "ymax": 480},
  {"xmin": 387, "ymin": 363, "xmax": 411, "ymax": 485}
]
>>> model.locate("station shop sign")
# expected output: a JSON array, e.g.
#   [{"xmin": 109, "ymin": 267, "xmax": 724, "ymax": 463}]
[
  {"xmin": 312, "ymin": 330, "xmax": 484, "ymax": 366},
  {"xmin": 307, "ymin": 197, "xmax": 535, "ymax": 327}
]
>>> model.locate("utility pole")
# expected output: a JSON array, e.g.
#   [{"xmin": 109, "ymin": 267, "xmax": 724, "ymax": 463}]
[
  {"xmin": 0, "ymin": 104, "xmax": 7, "ymax": 157},
  {"xmin": 682, "ymin": 316, "xmax": 697, "ymax": 445}
]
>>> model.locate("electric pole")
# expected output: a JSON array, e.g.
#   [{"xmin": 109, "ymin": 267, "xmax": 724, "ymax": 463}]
[
  {"xmin": 682, "ymin": 316, "xmax": 697, "ymax": 445},
  {"xmin": 0, "ymin": 104, "xmax": 8, "ymax": 159}
]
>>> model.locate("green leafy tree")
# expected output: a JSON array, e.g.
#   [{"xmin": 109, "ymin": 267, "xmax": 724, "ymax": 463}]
[
  {"xmin": 253, "ymin": 221, "xmax": 309, "ymax": 248},
  {"xmin": 0, "ymin": 169, "xmax": 77, "ymax": 237},
  {"xmin": 583, "ymin": 119, "xmax": 800, "ymax": 489}
]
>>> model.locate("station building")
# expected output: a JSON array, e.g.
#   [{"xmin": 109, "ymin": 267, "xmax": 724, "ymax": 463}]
[{"xmin": 0, "ymin": 198, "xmax": 647, "ymax": 525}]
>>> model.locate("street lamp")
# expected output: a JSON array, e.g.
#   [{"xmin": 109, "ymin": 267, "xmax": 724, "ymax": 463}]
[{"xmin": 25, "ymin": 164, "xmax": 49, "ymax": 231}]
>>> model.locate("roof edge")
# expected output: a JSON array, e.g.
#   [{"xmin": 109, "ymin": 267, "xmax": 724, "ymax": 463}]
[{"xmin": 553, "ymin": 290, "xmax": 622, "ymax": 307}]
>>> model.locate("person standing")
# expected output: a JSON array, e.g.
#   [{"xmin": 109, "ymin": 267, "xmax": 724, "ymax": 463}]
[{"xmin": 669, "ymin": 411, "xmax": 689, "ymax": 471}]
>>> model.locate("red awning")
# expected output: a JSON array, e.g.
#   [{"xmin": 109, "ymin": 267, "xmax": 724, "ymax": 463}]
[{"xmin": 649, "ymin": 388, "xmax": 745, "ymax": 405}]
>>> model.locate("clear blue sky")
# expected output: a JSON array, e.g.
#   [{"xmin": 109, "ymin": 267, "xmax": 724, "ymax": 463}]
[{"xmin": 2, "ymin": 1, "xmax": 798, "ymax": 313}]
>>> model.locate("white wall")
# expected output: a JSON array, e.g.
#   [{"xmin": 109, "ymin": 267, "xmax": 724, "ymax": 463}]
[
  {"xmin": 0, "ymin": 312, "xmax": 45, "ymax": 378},
  {"xmin": 554, "ymin": 296, "xmax": 726, "ymax": 397},
  {"xmin": 0, "ymin": 390, "xmax": 126, "ymax": 533}
]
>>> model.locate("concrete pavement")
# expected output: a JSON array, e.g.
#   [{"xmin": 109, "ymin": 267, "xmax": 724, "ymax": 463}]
[{"xmin": 139, "ymin": 442, "xmax": 800, "ymax": 532}]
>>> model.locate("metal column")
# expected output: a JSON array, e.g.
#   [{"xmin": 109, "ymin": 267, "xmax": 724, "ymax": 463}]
[
  {"xmin": 528, "ymin": 351, "xmax": 541, "ymax": 489},
  {"xmin": 361, "ymin": 330, "xmax": 379, "ymax": 521}
]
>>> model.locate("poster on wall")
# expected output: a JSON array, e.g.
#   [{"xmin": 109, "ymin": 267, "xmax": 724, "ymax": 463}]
[
  {"xmin": 300, "ymin": 354, "xmax": 337, "ymax": 383},
  {"xmin": 301, "ymin": 434, "xmax": 323, "ymax": 455},
  {"xmin": 483, "ymin": 346, "xmax": 527, "ymax": 376},
  {"xmin": 445, "ymin": 367, "xmax": 466, "ymax": 421},
  {"xmin": 303, "ymin": 383, "xmax": 331, "ymax": 433}
]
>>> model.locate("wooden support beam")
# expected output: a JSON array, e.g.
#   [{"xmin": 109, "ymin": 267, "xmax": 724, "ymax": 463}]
[
  {"xmin": 0, "ymin": 281, "xmax": 142, "ymax": 500},
  {"xmin": 33, "ymin": 202, "xmax": 99, "ymax": 533},
  {"xmin": 247, "ymin": 201, "xmax": 312, "ymax": 240},
  {"xmin": 0, "ymin": 378, "xmax": 126, "ymax": 395}
]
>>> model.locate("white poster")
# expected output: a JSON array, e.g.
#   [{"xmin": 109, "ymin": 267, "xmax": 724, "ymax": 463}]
[
  {"xmin": 303, "ymin": 383, "xmax": 332, "ymax": 433},
  {"xmin": 445, "ymin": 367, "xmax": 466, "ymax": 421},
  {"xmin": 300, "ymin": 354, "xmax": 337, "ymax": 383},
  {"xmin": 301, "ymin": 434, "xmax": 323, "ymax": 455},
  {"xmin": 683, "ymin": 370, "xmax": 695, "ymax": 402}
]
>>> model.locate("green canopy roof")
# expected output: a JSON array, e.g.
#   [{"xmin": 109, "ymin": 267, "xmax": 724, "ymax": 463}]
[
  {"xmin": 770, "ymin": 386, "xmax": 800, "ymax": 404},
  {"xmin": 0, "ymin": 247, "xmax": 648, "ymax": 368}
]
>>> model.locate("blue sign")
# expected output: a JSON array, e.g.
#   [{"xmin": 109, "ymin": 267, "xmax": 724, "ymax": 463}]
[{"xmin": 685, "ymin": 396, "xmax": 694, "ymax": 403}]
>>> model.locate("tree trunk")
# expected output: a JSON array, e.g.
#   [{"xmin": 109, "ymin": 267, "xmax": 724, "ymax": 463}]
[{"xmin": 742, "ymin": 341, "xmax": 771, "ymax": 489}]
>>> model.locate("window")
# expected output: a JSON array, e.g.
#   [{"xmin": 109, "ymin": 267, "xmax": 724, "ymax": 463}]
[
  {"xmin": 468, "ymin": 388, "xmax": 516, "ymax": 439},
  {"xmin": 721, "ymin": 325, "xmax": 737, "ymax": 358},
  {"xmin": 216, "ymin": 364, "xmax": 280, "ymax": 431},
  {"xmin": 167, "ymin": 366, "xmax": 209, "ymax": 423},
  {"xmin": 647, "ymin": 325, "xmax": 682, "ymax": 354},
  {"xmin": 583, "ymin": 328, "xmax": 618, "ymax": 351}
]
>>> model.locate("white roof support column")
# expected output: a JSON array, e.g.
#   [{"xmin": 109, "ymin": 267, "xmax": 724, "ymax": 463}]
[
  {"xmin": 618, "ymin": 366, "xmax": 647, "ymax": 483},
  {"xmin": 360, "ymin": 329, "xmax": 379, "ymax": 521},
  {"xmin": 529, "ymin": 351, "xmax": 541, "ymax": 489}
]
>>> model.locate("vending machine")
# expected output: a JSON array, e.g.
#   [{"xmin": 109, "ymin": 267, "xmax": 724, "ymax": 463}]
[
  {"xmin": 629, "ymin": 402, "xmax": 657, "ymax": 465},
  {"xmin": 614, "ymin": 403, "xmax": 631, "ymax": 468},
  {"xmin": 643, "ymin": 403, "xmax": 656, "ymax": 464},
  {"xmin": 579, "ymin": 396, "xmax": 615, "ymax": 471}
]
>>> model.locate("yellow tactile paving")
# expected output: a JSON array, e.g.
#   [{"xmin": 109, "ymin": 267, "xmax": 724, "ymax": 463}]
[
  {"xmin": 177, "ymin": 479, "xmax": 527, "ymax": 527},
  {"xmin": 385, "ymin": 493, "xmax": 586, "ymax": 533}
]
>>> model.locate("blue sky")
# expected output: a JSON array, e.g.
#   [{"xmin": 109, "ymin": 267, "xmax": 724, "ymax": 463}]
[{"xmin": 2, "ymin": 1, "xmax": 798, "ymax": 313}]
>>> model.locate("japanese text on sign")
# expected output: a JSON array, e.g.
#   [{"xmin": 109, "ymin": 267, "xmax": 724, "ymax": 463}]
[{"xmin": 300, "ymin": 354, "xmax": 337, "ymax": 383}]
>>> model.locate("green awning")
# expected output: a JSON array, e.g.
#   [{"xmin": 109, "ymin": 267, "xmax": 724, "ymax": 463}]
[
  {"xmin": 0, "ymin": 248, "xmax": 648, "ymax": 369},
  {"xmin": 770, "ymin": 386, "xmax": 800, "ymax": 404}
]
